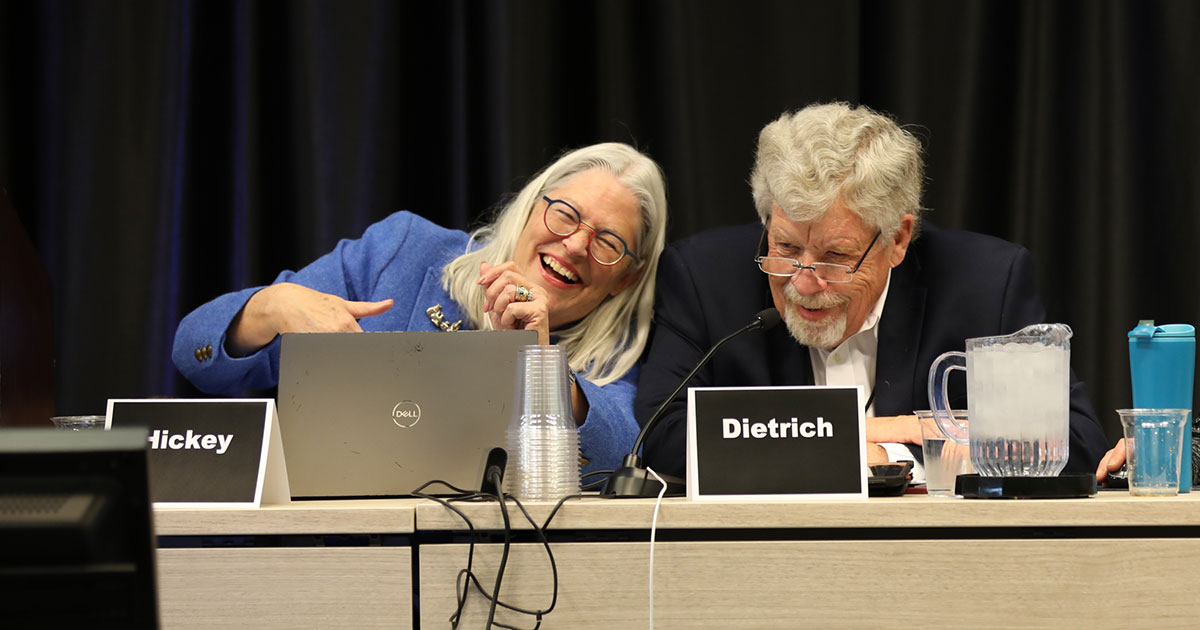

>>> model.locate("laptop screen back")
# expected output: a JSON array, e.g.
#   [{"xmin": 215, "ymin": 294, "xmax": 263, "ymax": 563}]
[{"xmin": 277, "ymin": 329, "xmax": 536, "ymax": 498}]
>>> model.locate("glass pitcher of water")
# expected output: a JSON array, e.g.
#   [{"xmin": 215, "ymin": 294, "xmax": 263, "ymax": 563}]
[{"xmin": 927, "ymin": 324, "xmax": 1073, "ymax": 477}]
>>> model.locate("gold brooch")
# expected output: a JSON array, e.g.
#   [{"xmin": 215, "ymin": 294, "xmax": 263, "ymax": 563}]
[{"xmin": 426, "ymin": 304, "xmax": 462, "ymax": 332}]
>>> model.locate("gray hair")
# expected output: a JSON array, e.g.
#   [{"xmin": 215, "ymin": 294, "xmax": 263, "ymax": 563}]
[
  {"xmin": 750, "ymin": 102, "xmax": 924, "ymax": 238},
  {"xmin": 442, "ymin": 142, "xmax": 668, "ymax": 386}
]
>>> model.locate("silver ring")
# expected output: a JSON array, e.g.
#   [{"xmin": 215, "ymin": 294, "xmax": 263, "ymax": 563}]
[{"xmin": 515, "ymin": 286, "xmax": 533, "ymax": 302}]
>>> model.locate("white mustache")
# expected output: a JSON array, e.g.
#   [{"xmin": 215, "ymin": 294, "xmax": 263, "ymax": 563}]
[{"xmin": 783, "ymin": 284, "xmax": 849, "ymax": 310}]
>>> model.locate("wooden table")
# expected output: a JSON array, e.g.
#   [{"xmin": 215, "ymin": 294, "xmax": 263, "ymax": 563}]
[
  {"xmin": 152, "ymin": 492, "xmax": 1200, "ymax": 629},
  {"xmin": 154, "ymin": 499, "xmax": 419, "ymax": 630},
  {"xmin": 414, "ymin": 492, "xmax": 1200, "ymax": 629}
]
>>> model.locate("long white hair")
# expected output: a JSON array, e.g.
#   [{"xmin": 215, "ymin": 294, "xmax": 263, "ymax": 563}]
[{"xmin": 442, "ymin": 143, "xmax": 668, "ymax": 386}]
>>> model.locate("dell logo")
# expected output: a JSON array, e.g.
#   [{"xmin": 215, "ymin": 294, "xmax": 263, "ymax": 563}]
[{"xmin": 392, "ymin": 401, "xmax": 421, "ymax": 428}]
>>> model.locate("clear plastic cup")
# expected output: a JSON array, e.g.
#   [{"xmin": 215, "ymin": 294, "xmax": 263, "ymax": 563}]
[
  {"xmin": 1117, "ymin": 409, "xmax": 1189, "ymax": 496},
  {"xmin": 51, "ymin": 415, "xmax": 108, "ymax": 431},
  {"xmin": 916, "ymin": 410, "xmax": 974, "ymax": 497}
]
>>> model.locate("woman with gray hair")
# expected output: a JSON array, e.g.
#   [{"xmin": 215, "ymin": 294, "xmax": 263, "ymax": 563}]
[{"xmin": 173, "ymin": 142, "xmax": 669, "ymax": 475}]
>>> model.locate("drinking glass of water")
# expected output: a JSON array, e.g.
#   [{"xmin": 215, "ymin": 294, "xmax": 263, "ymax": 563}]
[
  {"xmin": 916, "ymin": 410, "xmax": 974, "ymax": 496},
  {"xmin": 1117, "ymin": 409, "xmax": 1189, "ymax": 496}
]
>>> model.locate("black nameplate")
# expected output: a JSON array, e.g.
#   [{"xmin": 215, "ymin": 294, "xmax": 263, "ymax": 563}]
[
  {"xmin": 107, "ymin": 399, "xmax": 287, "ymax": 506},
  {"xmin": 686, "ymin": 386, "xmax": 866, "ymax": 499}
]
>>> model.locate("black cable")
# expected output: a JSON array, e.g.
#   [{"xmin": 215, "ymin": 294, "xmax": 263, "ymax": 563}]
[
  {"xmin": 470, "ymin": 492, "xmax": 581, "ymax": 629},
  {"xmin": 485, "ymin": 470, "xmax": 511, "ymax": 629},
  {"xmin": 411, "ymin": 480, "xmax": 491, "ymax": 628},
  {"xmin": 411, "ymin": 479, "xmax": 536, "ymax": 627},
  {"xmin": 538, "ymin": 493, "xmax": 581, "ymax": 531},
  {"xmin": 412, "ymin": 483, "xmax": 557, "ymax": 628},
  {"xmin": 412, "ymin": 479, "xmax": 582, "ymax": 629},
  {"xmin": 476, "ymin": 492, "xmax": 580, "ymax": 629},
  {"xmin": 580, "ymin": 469, "xmax": 615, "ymax": 490}
]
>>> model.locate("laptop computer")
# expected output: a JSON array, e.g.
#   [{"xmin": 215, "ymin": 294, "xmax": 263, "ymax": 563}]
[{"xmin": 277, "ymin": 329, "xmax": 537, "ymax": 498}]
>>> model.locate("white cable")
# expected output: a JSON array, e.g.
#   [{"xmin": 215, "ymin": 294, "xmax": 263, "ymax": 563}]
[{"xmin": 645, "ymin": 467, "xmax": 667, "ymax": 630}]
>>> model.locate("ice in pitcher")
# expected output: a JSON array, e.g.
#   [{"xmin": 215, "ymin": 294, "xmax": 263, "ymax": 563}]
[{"xmin": 967, "ymin": 341, "xmax": 1070, "ymax": 476}]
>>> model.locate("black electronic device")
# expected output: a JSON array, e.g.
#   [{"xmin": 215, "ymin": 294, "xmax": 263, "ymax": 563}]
[
  {"xmin": 0, "ymin": 428, "xmax": 159, "ymax": 628},
  {"xmin": 868, "ymin": 462, "xmax": 913, "ymax": 497},
  {"xmin": 601, "ymin": 308, "xmax": 782, "ymax": 498}
]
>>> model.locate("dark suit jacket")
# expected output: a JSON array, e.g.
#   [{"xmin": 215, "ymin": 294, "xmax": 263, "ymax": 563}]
[{"xmin": 636, "ymin": 221, "xmax": 1108, "ymax": 479}]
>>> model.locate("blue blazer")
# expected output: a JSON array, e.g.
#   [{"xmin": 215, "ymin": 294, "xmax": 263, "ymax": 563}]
[
  {"xmin": 173, "ymin": 211, "xmax": 639, "ymax": 475},
  {"xmin": 635, "ymin": 221, "xmax": 1109, "ymax": 479}
]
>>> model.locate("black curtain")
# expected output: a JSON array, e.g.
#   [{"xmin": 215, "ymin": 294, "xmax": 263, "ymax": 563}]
[{"xmin": 2, "ymin": 0, "xmax": 1197, "ymax": 443}]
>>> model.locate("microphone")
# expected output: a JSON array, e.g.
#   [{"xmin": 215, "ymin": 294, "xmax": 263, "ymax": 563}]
[
  {"xmin": 600, "ymin": 307, "xmax": 782, "ymax": 497},
  {"xmin": 479, "ymin": 446, "xmax": 508, "ymax": 496}
]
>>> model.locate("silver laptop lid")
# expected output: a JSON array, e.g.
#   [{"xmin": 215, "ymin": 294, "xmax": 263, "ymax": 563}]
[{"xmin": 277, "ymin": 329, "xmax": 537, "ymax": 498}]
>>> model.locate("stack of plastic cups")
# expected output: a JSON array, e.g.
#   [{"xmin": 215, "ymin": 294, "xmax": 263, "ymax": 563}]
[{"xmin": 505, "ymin": 345, "xmax": 581, "ymax": 500}]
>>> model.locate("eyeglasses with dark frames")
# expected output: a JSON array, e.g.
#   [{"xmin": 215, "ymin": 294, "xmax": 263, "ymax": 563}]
[
  {"xmin": 753, "ymin": 228, "xmax": 882, "ymax": 283},
  {"xmin": 541, "ymin": 195, "xmax": 638, "ymax": 266}
]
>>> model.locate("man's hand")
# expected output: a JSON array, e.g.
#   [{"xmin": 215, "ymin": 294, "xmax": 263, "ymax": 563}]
[
  {"xmin": 227, "ymin": 282, "xmax": 393, "ymax": 356},
  {"xmin": 866, "ymin": 415, "xmax": 922, "ymax": 444},
  {"xmin": 866, "ymin": 442, "xmax": 891, "ymax": 464},
  {"xmin": 1096, "ymin": 438, "xmax": 1128, "ymax": 486}
]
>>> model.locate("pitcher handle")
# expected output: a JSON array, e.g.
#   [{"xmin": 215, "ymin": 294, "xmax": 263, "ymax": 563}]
[{"xmin": 927, "ymin": 351, "xmax": 969, "ymax": 445}]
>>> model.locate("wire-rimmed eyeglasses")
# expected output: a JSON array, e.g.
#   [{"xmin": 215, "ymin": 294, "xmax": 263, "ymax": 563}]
[
  {"xmin": 754, "ymin": 229, "xmax": 882, "ymax": 283},
  {"xmin": 542, "ymin": 195, "xmax": 637, "ymax": 266}
]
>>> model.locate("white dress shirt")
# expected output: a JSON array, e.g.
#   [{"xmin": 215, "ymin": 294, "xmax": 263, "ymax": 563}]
[{"xmin": 807, "ymin": 271, "xmax": 926, "ymax": 482}]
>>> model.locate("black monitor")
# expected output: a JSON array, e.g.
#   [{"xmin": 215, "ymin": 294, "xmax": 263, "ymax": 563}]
[{"xmin": 0, "ymin": 428, "xmax": 159, "ymax": 628}]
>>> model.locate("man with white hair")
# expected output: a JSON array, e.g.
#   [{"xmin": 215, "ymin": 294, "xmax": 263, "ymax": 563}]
[{"xmin": 636, "ymin": 102, "xmax": 1108, "ymax": 480}]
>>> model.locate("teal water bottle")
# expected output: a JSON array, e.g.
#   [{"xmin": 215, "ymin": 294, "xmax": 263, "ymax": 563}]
[{"xmin": 1128, "ymin": 321, "xmax": 1196, "ymax": 492}]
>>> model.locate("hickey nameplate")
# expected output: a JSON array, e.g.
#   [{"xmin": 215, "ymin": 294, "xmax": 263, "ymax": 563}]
[{"xmin": 108, "ymin": 398, "xmax": 289, "ymax": 507}]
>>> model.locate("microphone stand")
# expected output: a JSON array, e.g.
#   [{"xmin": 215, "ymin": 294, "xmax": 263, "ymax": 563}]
[{"xmin": 600, "ymin": 308, "xmax": 780, "ymax": 497}]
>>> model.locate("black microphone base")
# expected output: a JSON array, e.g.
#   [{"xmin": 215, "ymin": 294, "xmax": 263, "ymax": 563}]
[{"xmin": 599, "ymin": 466, "xmax": 686, "ymax": 498}]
